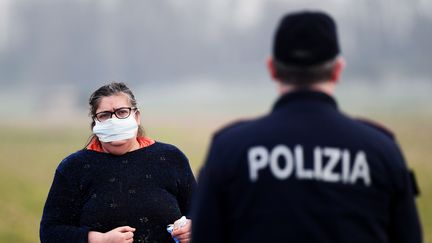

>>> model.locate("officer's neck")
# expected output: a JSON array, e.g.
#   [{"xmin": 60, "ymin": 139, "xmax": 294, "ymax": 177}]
[{"xmin": 277, "ymin": 80, "xmax": 336, "ymax": 97}]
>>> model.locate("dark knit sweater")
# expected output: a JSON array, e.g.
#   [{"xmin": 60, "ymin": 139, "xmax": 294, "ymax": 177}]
[{"xmin": 40, "ymin": 142, "xmax": 196, "ymax": 243}]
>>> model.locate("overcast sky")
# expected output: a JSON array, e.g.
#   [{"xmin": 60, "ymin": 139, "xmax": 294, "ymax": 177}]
[{"xmin": 0, "ymin": 0, "xmax": 431, "ymax": 121}]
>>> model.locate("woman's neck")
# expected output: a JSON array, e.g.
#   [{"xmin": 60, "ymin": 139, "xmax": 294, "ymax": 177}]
[{"xmin": 101, "ymin": 138, "xmax": 140, "ymax": 155}]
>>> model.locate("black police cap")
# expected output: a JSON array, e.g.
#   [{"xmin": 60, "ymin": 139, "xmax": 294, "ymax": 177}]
[{"xmin": 273, "ymin": 11, "xmax": 340, "ymax": 66}]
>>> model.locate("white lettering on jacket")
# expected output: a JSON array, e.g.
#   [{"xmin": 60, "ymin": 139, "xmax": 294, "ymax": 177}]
[{"xmin": 248, "ymin": 145, "xmax": 371, "ymax": 186}]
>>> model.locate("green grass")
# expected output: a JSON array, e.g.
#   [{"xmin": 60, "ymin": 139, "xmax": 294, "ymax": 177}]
[
  {"xmin": 0, "ymin": 114, "xmax": 431, "ymax": 242},
  {"xmin": 385, "ymin": 115, "xmax": 432, "ymax": 242}
]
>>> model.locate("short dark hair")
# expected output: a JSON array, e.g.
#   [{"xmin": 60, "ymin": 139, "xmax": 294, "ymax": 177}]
[{"xmin": 273, "ymin": 57, "xmax": 337, "ymax": 85}]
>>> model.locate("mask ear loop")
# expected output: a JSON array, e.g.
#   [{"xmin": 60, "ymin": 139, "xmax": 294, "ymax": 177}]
[
  {"xmin": 131, "ymin": 108, "xmax": 138, "ymax": 118},
  {"xmin": 133, "ymin": 108, "xmax": 142, "ymax": 119},
  {"xmin": 133, "ymin": 108, "xmax": 142, "ymax": 136}
]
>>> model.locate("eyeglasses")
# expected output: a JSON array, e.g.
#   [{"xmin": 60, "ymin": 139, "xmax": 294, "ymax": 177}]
[{"xmin": 94, "ymin": 107, "xmax": 138, "ymax": 122}]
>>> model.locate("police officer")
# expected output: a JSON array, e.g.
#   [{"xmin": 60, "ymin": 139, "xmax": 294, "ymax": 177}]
[{"xmin": 191, "ymin": 11, "xmax": 422, "ymax": 243}]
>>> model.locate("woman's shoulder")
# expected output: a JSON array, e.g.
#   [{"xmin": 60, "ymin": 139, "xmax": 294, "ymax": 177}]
[
  {"xmin": 56, "ymin": 149, "xmax": 94, "ymax": 175},
  {"xmin": 150, "ymin": 141, "xmax": 188, "ymax": 161},
  {"xmin": 151, "ymin": 141, "xmax": 183, "ymax": 153}
]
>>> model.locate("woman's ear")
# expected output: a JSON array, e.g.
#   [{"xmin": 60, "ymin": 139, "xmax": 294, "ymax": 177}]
[{"xmin": 135, "ymin": 109, "xmax": 141, "ymax": 126}]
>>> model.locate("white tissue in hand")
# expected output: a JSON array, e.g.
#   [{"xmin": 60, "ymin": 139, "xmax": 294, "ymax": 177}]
[
  {"xmin": 177, "ymin": 216, "xmax": 187, "ymax": 228},
  {"xmin": 167, "ymin": 216, "xmax": 187, "ymax": 243}
]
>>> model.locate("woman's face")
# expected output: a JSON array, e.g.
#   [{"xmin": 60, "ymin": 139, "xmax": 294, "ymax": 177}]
[{"xmin": 95, "ymin": 93, "xmax": 141, "ymax": 155}]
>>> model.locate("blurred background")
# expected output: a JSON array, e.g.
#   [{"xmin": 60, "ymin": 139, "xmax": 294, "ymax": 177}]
[{"xmin": 0, "ymin": 0, "xmax": 431, "ymax": 242}]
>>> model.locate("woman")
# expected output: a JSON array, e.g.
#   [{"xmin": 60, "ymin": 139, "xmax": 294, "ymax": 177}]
[{"xmin": 40, "ymin": 82, "xmax": 195, "ymax": 243}]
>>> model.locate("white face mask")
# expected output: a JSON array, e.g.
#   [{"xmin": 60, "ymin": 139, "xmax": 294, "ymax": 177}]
[{"xmin": 92, "ymin": 114, "xmax": 138, "ymax": 142}]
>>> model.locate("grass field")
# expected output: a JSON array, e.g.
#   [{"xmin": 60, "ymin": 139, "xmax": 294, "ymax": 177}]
[{"xmin": 0, "ymin": 114, "xmax": 431, "ymax": 242}]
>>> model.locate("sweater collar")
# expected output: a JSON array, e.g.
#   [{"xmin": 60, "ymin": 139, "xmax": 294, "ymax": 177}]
[
  {"xmin": 272, "ymin": 90, "xmax": 338, "ymax": 111},
  {"xmin": 86, "ymin": 136, "xmax": 155, "ymax": 152}
]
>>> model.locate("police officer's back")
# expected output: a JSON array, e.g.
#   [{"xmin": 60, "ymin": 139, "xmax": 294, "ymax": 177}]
[{"xmin": 191, "ymin": 11, "xmax": 422, "ymax": 243}]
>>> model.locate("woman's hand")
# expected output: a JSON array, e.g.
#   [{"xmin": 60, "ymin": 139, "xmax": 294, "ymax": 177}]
[
  {"xmin": 88, "ymin": 226, "xmax": 136, "ymax": 243},
  {"xmin": 171, "ymin": 218, "xmax": 192, "ymax": 243}
]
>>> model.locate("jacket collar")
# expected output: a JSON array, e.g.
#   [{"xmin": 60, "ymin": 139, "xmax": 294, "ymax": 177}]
[{"xmin": 272, "ymin": 90, "xmax": 338, "ymax": 111}]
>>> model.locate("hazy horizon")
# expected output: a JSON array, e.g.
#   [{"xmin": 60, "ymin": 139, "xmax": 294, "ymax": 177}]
[{"xmin": 0, "ymin": 0, "xmax": 431, "ymax": 123}]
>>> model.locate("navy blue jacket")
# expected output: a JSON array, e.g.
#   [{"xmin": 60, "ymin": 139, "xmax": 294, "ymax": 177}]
[{"xmin": 192, "ymin": 91, "xmax": 422, "ymax": 243}]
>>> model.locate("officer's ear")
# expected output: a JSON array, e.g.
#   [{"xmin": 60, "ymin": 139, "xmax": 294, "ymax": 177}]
[
  {"xmin": 267, "ymin": 57, "xmax": 279, "ymax": 81},
  {"xmin": 330, "ymin": 57, "xmax": 346, "ymax": 84}
]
